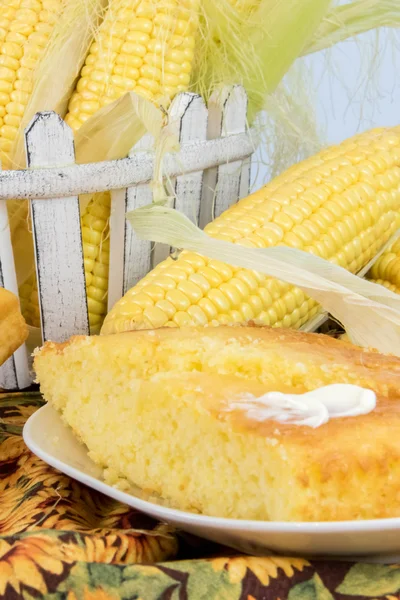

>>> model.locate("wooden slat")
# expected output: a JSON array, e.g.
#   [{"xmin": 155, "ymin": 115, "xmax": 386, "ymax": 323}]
[
  {"xmin": 27, "ymin": 111, "xmax": 89, "ymax": 342},
  {"xmin": 108, "ymin": 133, "xmax": 154, "ymax": 312},
  {"xmin": 109, "ymin": 92, "xmax": 209, "ymax": 309},
  {"xmin": 170, "ymin": 93, "xmax": 208, "ymax": 223},
  {"xmin": 199, "ymin": 85, "xmax": 249, "ymax": 227},
  {"xmin": 153, "ymin": 92, "xmax": 208, "ymax": 267},
  {"xmin": 0, "ymin": 131, "xmax": 255, "ymax": 199},
  {"xmin": 0, "ymin": 199, "xmax": 31, "ymax": 389},
  {"xmin": 123, "ymin": 133, "xmax": 154, "ymax": 294}
]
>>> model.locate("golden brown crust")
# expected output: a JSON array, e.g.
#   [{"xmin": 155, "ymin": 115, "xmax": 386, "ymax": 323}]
[
  {"xmin": 37, "ymin": 325, "xmax": 400, "ymax": 392},
  {"xmin": 144, "ymin": 371, "xmax": 400, "ymax": 520},
  {"xmin": 155, "ymin": 370, "xmax": 400, "ymax": 441},
  {"xmin": 36, "ymin": 335, "xmax": 88, "ymax": 356},
  {"xmin": 38, "ymin": 324, "xmax": 395, "ymax": 357}
]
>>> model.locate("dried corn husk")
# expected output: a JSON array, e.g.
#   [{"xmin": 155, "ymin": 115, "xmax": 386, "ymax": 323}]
[{"xmin": 127, "ymin": 205, "xmax": 400, "ymax": 355}]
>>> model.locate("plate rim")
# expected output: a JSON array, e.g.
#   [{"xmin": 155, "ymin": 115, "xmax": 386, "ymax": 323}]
[{"xmin": 23, "ymin": 403, "xmax": 400, "ymax": 535}]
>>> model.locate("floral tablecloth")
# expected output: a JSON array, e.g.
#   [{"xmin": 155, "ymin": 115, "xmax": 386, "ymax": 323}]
[{"xmin": 1, "ymin": 391, "xmax": 399, "ymax": 599}]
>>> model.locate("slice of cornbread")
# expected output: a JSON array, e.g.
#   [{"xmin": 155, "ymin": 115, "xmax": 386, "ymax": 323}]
[
  {"xmin": 0, "ymin": 287, "xmax": 28, "ymax": 366},
  {"xmin": 34, "ymin": 326, "xmax": 400, "ymax": 522}
]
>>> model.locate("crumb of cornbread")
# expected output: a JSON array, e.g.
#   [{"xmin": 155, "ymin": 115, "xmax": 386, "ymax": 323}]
[{"xmin": 34, "ymin": 326, "xmax": 400, "ymax": 522}]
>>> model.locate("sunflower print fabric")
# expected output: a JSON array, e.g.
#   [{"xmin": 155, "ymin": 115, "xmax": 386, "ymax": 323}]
[{"xmin": 1, "ymin": 391, "xmax": 400, "ymax": 599}]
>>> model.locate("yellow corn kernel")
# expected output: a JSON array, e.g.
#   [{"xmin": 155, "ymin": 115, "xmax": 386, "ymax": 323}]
[
  {"xmin": 143, "ymin": 306, "xmax": 169, "ymax": 328},
  {"xmin": 1, "ymin": 124, "xmax": 17, "ymax": 139},
  {"xmin": 186, "ymin": 304, "xmax": 208, "ymax": 326},
  {"xmin": 87, "ymin": 296, "xmax": 105, "ymax": 316}
]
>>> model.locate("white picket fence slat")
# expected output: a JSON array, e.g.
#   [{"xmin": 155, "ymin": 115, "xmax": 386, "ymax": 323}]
[
  {"xmin": 27, "ymin": 112, "xmax": 90, "ymax": 344},
  {"xmin": 0, "ymin": 200, "xmax": 31, "ymax": 390},
  {"xmin": 0, "ymin": 132, "xmax": 255, "ymax": 199},
  {"xmin": 199, "ymin": 86, "xmax": 251, "ymax": 227},
  {"xmin": 173, "ymin": 93, "xmax": 208, "ymax": 225},
  {"xmin": 152, "ymin": 92, "xmax": 208, "ymax": 266}
]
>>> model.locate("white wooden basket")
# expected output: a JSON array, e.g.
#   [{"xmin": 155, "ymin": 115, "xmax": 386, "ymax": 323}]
[
  {"xmin": 0, "ymin": 85, "xmax": 393, "ymax": 391},
  {"xmin": 0, "ymin": 86, "xmax": 256, "ymax": 390}
]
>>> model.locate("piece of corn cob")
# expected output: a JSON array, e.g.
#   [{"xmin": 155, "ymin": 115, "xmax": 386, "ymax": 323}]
[
  {"xmin": 80, "ymin": 193, "xmax": 111, "ymax": 328},
  {"xmin": 0, "ymin": 0, "xmax": 64, "ymax": 323},
  {"xmin": 18, "ymin": 0, "xmax": 199, "ymax": 330},
  {"xmin": 367, "ymin": 237, "xmax": 400, "ymax": 294},
  {"xmin": 101, "ymin": 126, "xmax": 400, "ymax": 335},
  {"xmin": 0, "ymin": 0, "xmax": 63, "ymax": 162},
  {"xmin": 65, "ymin": 0, "xmax": 198, "ymax": 128},
  {"xmin": 0, "ymin": 0, "xmax": 104, "ymax": 326},
  {"xmin": 67, "ymin": 0, "xmax": 198, "ymax": 328}
]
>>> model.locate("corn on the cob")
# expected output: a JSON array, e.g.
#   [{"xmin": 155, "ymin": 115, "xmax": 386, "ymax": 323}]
[
  {"xmin": 65, "ymin": 0, "xmax": 198, "ymax": 129},
  {"xmin": 16, "ymin": 0, "xmax": 199, "ymax": 329},
  {"xmin": 80, "ymin": 193, "xmax": 111, "ymax": 328},
  {"xmin": 0, "ymin": 287, "xmax": 28, "ymax": 366},
  {"xmin": 0, "ymin": 0, "xmax": 68, "ymax": 321},
  {"xmin": 367, "ymin": 237, "xmax": 400, "ymax": 294},
  {"xmin": 102, "ymin": 126, "xmax": 400, "ymax": 335},
  {"xmin": 73, "ymin": 0, "xmax": 198, "ymax": 327},
  {"xmin": 0, "ymin": 0, "xmax": 66, "ymax": 163}
]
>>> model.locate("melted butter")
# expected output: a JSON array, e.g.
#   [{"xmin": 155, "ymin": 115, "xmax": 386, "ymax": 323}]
[{"xmin": 227, "ymin": 384, "xmax": 376, "ymax": 428}]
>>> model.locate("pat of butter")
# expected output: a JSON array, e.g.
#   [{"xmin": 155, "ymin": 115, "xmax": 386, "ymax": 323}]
[{"xmin": 228, "ymin": 384, "xmax": 376, "ymax": 428}]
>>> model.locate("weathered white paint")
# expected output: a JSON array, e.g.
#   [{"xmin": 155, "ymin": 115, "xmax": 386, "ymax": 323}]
[
  {"xmin": 153, "ymin": 93, "xmax": 208, "ymax": 267},
  {"xmin": 27, "ymin": 112, "xmax": 89, "ymax": 342},
  {"xmin": 171, "ymin": 93, "xmax": 208, "ymax": 224},
  {"xmin": 0, "ymin": 199, "xmax": 31, "ymax": 389},
  {"xmin": 109, "ymin": 93, "xmax": 209, "ymax": 308},
  {"xmin": 108, "ymin": 133, "xmax": 154, "ymax": 312},
  {"xmin": 0, "ymin": 355, "xmax": 17, "ymax": 390},
  {"xmin": 107, "ymin": 187, "xmax": 127, "ymax": 311},
  {"xmin": 1, "ymin": 92, "xmax": 258, "ymax": 389},
  {"xmin": 0, "ymin": 130, "xmax": 256, "ymax": 200},
  {"xmin": 199, "ymin": 86, "xmax": 251, "ymax": 228},
  {"xmin": 123, "ymin": 133, "xmax": 155, "ymax": 293}
]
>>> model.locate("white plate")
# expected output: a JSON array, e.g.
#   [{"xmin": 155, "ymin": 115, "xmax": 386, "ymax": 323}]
[{"xmin": 23, "ymin": 404, "xmax": 400, "ymax": 561}]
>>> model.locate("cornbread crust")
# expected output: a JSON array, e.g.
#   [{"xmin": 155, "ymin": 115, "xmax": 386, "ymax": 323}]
[
  {"xmin": 34, "ymin": 326, "xmax": 400, "ymax": 521},
  {"xmin": 0, "ymin": 287, "xmax": 28, "ymax": 366},
  {"xmin": 36, "ymin": 326, "xmax": 400, "ymax": 394}
]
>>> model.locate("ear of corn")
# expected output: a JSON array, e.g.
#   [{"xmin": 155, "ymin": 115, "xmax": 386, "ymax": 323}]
[
  {"xmin": 367, "ymin": 237, "xmax": 400, "ymax": 294},
  {"xmin": 101, "ymin": 126, "xmax": 400, "ymax": 335},
  {"xmin": 0, "ymin": 0, "xmax": 65, "ymax": 162},
  {"xmin": 0, "ymin": 0, "xmax": 105, "ymax": 329},
  {"xmin": 71, "ymin": 0, "xmax": 198, "ymax": 328},
  {"xmin": 17, "ymin": 0, "xmax": 199, "ymax": 330},
  {"xmin": 65, "ymin": 0, "xmax": 199, "ymax": 131},
  {"xmin": 0, "ymin": 0, "xmax": 104, "ymax": 167}
]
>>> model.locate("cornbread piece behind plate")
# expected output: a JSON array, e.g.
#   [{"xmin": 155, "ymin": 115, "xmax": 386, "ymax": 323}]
[
  {"xmin": 0, "ymin": 287, "xmax": 28, "ymax": 366},
  {"xmin": 34, "ymin": 326, "xmax": 400, "ymax": 522}
]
